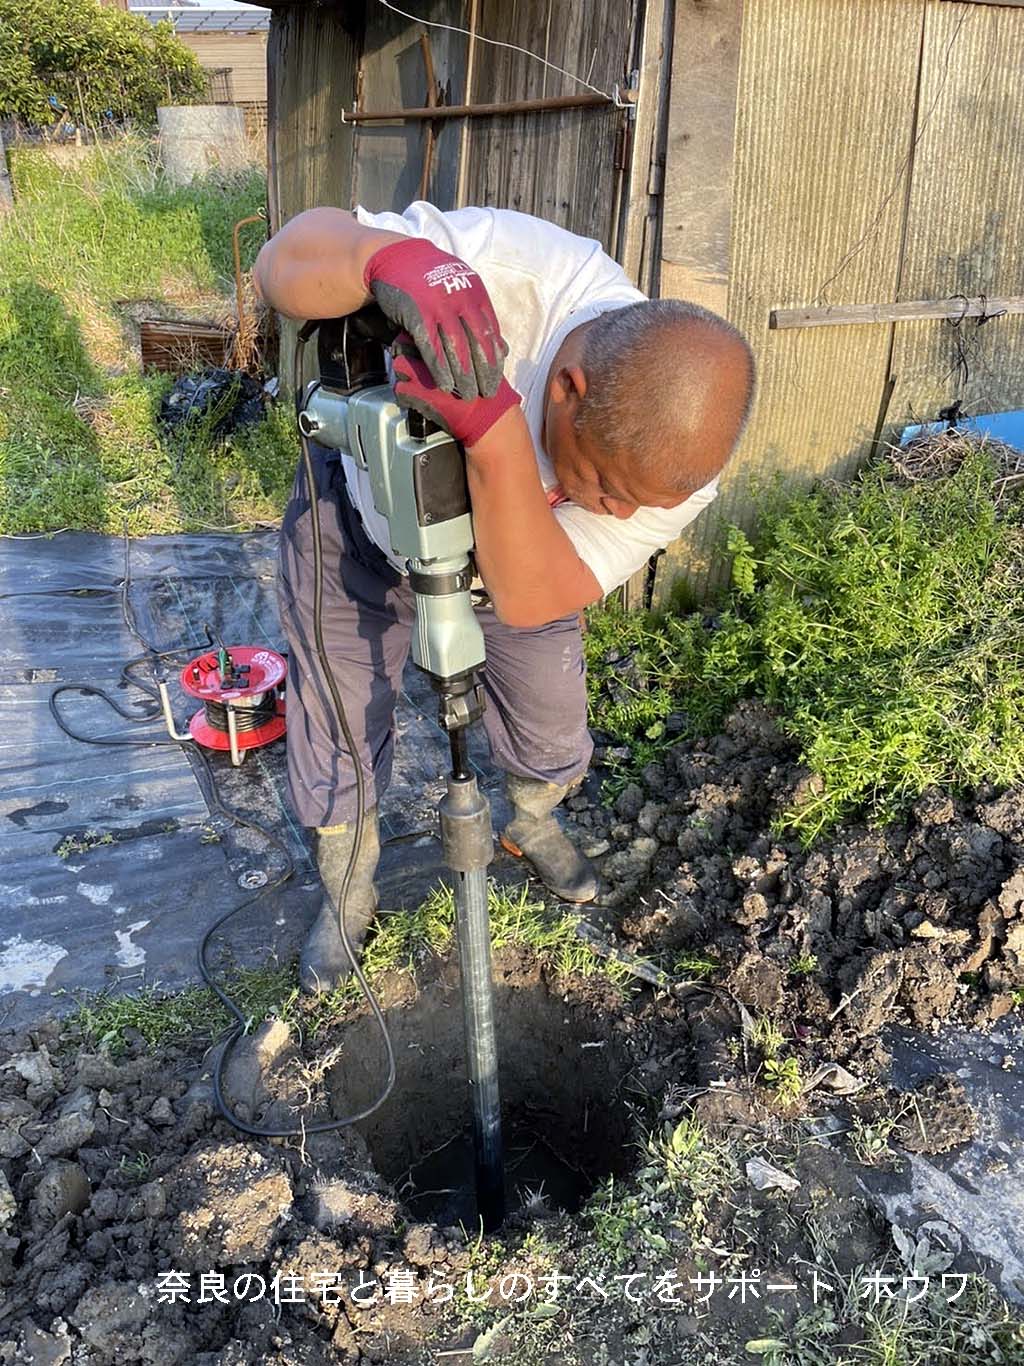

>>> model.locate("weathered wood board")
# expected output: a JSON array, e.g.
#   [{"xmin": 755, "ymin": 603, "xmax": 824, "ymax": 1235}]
[
  {"xmin": 771, "ymin": 296, "xmax": 1024, "ymax": 329},
  {"xmin": 660, "ymin": 0, "xmax": 743, "ymax": 317},
  {"xmin": 458, "ymin": 0, "xmax": 633, "ymax": 250},
  {"xmin": 618, "ymin": 0, "xmax": 672, "ymax": 298},
  {"xmin": 266, "ymin": 5, "xmax": 361, "ymax": 232},
  {"xmin": 267, "ymin": 4, "xmax": 361, "ymax": 381},
  {"xmin": 353, "ymin": 0, "xmax": 466, "ymax": 213}
]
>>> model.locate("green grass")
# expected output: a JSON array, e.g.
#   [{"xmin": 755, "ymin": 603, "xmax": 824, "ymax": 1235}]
[
  {"xmin": 304, "ymin": 879, "xmax": 636, "ymax": 1027},
  {"xmin": 672, "ymin": 951, "xmax": 720, "ymax": 980},
  {"xmin": 65, "ymin": 961, "xmax": 299, "ymax": 1054},
  {"xmin": 67, "ymin": 880, "xmax": 633, "ymax": 1053},
  {"xmin": 0, "ymin": 136, "xmax": 296, "ymax": 533},
  {"xmin": 789, "ymin": 953, "xmax": 819, "ymax": 977},
  {"xmin": 586, "ymin": 452, "xmax": 1024, "ymax": 840}
]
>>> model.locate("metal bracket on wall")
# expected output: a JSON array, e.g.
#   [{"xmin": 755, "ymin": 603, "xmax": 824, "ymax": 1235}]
[{"xmin": 613, "ymin": 73, "xmax": 641, "ymax": 115}]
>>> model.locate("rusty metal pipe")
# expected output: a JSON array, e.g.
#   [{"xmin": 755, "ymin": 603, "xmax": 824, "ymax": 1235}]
[
  {"xmin": 232, "ymin": 210, "xmax": 267, "ymax": 369},
  {"xmin": 344, "ymin": 92, "xmax": 615, "ymax": 124}
]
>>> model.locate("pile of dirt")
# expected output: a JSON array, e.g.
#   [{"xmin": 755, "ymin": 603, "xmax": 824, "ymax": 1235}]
[
  {"xmin": 0, "ymin": 956, "xmax": 694, "ymax": 1364},
  {"xmin": 566, "ymin": 700, "xmax": 1024, "ymax": 1068},
  {"xmin": 3, "ymin": 701, "xmax": 1022, "ymax": 1362},
  {"xmin": 0, "ymin": 979, "xmax": 998, "ymax": 1365}
]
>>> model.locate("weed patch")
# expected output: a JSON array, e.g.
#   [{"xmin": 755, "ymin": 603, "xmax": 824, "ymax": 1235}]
[
  {"xmin": 585, "ymin": 1117, "xmax": 739, "ymax": 1264},
  {"xmin": 0, "ymin": 138, "xmax": 296, "ymax": 534},
  {"xmin": 68, "ymin": 880, "xmax": 634, "ymax": 1053},
  {"xmin": 65, "ymin": 962, "xmax": 299, "ymax": 1054},
  {"xmin": 586, "ymin": 450, "xmax": 1024, "ymax": 839}
]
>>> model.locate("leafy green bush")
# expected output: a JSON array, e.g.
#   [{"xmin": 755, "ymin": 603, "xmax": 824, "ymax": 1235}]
[
  {"xmin": 586, "ymin": 454, "xmax": 1024, "ymax": 839},
  {"xmin": 0, "ymin": 0, "xmax": 205, "ymax": 126}
]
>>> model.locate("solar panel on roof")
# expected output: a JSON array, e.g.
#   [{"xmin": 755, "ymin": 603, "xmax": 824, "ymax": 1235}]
[{"xmin": 131, "ymin": 5, "xmax": 269, "ymax": 31}]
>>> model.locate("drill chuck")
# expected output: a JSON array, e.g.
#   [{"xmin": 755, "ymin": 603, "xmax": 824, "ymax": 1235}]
[{"xmin": 407, "ymin": 557, "xmax": 485, "ymax": 688}]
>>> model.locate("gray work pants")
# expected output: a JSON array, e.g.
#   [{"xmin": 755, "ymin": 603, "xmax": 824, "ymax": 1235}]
[{"xmin": 276, "ymin": 451, "xmax": 593, "ymax": 829}]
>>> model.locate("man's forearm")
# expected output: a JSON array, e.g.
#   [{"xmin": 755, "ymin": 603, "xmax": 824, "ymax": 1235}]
[
  {"xmin": 466, "ymin": 409, "xmax": 602, "ymax": 628},
  {"xmin": 253, "ymin": 208, "xmax": 405, "ymax": 320}
]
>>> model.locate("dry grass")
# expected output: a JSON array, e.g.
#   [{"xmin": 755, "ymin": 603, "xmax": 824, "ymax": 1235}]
[
  {"xmin": 230, "ymin": 279, "xmax": 268, "ymax": 374},
  {"xmin": 885, "ymin": 428, "xmax": 1024, "ymax": 506}
]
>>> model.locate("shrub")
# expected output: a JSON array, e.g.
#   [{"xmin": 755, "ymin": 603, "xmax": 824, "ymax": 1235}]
[
  {"xmin": 0, "ymin": 0, "xmax": 205, "ymax": 126},
  {"xmin": 587, "ymin": 452, "xmax": 1024, "ymax": 840}
]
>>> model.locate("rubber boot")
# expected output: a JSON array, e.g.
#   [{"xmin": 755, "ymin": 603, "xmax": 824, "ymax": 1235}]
[
  {"xmin": 499, "ymin": 774, "xmax": 598, "ymax": 903},
  {"xmin": 300, "ymin": 811, "xmax": 381, "ymax": 995}
]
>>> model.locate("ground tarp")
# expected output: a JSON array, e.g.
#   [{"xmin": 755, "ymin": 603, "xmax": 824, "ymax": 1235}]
[{"xmin": 0, "ymin": 530, "xmax": 503, "ymax": 1026}]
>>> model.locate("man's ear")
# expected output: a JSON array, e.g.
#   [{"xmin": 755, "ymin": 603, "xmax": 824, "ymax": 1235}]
[{"xmin": 549, "ymin": 363, "xmax": 588, "ymax": 413}]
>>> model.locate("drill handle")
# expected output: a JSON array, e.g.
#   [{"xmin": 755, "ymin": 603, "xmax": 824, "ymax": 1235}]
[{"xmin": 309, "ymin": 304, "xmax": 400, "ymax": 396}]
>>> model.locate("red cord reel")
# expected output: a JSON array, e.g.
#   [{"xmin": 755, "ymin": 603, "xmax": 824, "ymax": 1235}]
[{"xmin": 180, "ymin": 646, "xmax": 287, "ymax": 760}]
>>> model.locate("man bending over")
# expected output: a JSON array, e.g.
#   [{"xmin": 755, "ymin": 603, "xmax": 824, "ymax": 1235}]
[{"xmin": 255, "ymin": 202, "xmax": 754, "ymax": 994}]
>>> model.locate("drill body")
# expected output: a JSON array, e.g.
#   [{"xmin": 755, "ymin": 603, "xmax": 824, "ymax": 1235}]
[{"xmin": 297, "ymin": 310, "xmax": 486, "ymax": 730}]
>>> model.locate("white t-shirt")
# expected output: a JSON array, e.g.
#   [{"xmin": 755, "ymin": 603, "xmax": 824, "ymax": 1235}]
[{"xmin": 344, "ymin": 202, "xmax": 719, "ymax": 595}]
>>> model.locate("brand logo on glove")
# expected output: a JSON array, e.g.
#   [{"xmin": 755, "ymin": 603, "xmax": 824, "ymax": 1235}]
[{"xmin": 424, "ymin": 261, "xmax": 478, "ymax": 295}]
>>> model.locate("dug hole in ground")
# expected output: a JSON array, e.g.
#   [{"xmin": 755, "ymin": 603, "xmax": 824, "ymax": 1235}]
[{"xmin": 3, "ymin": 425, "xmax": 1024, "ymax": 1364}]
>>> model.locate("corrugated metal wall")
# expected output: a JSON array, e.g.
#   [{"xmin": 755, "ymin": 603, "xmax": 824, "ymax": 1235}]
[
  {"xmin": 655, "ymin": 0, "xmax": 1024, "ymax": 605},
  {"xmin": 887, "ymin": 4, "xmax": 1024, "ymax": 426}
]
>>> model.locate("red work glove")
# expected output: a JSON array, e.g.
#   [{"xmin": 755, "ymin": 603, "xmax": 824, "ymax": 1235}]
[
  {"xmin": 392, "ymin": 334, "xmax": 520, "ymax": 448},
  {"xmin": 364, "ymin": 237, "xmax": 508, "ymax": 399}
]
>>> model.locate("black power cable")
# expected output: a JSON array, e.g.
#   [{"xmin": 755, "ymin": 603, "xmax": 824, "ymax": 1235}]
[
  {"xmin": 202, "ymin": 694, "xmax": 279, "ymax": 735},
  {"xmin": 200, "ymin": 332, "xmax": 397, "ymax": 1138},
  {"xmin": 50, "ymin": 348, "xmax": 398, "ymax": 1134}
]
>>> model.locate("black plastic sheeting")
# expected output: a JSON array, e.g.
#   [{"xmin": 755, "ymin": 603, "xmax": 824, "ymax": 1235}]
[
  {"xmin": 0, "ymin": 530, "xmax": 503, "ymax": 1028},
  {"xmin": 865, "ymin": 1021, "xmax": 1024, "ymax": 1301}
]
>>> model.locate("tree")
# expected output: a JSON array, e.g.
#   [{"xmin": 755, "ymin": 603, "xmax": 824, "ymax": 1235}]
[{"xmin": 0, "ymin": 0, "xmax": 207, "ymax": 126}]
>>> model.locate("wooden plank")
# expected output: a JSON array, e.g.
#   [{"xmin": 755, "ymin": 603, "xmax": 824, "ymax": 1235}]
[
  {"xmin": 139, "ymin": 319, "xmax": 231, "ymax": 373},
  {"xmin": 352, "ymin": 0, "xmax": 465, "ymax": 214},
  {"xmin": 651, "ymin": 0, "xmax": 927, "ymax": 607},
  {"xmin": 617, "ymin": 0, "xmax": 670, "ymax": 612},
  {"xmin": 771, "ymin": 295, "xmax": 1024, "ymax": 329},
  {"xmin": 460, "ymin": 0, "xmax": 630, "ymax": 249},
  {"xmin": 617, "ymin": 0, "xmax": 671, "ymax": 297},
  {"xmin": 267, "ymin": 4, "xmax": 361, "ymax": 384},
  {"xmin": 266, "ymin": 6, "xmax": 360, "ymax": 232},
  {"xmin": 660, "ymin": 0, "xmax": 743, "ymax": 317},
  {"xmin": 886, "ymin": 3, "xmax": 1024, "ymax": 432},
  {"xmin": 454, "ymin": 0, "xmax": 479, "ymax": 206},
  {"xmin": 656, "ymin": 0, "xmax": 741, "ymax": 610}
]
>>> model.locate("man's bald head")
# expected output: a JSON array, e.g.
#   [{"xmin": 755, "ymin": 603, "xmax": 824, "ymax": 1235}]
[{"xmin": 573, "ymin": 300, "xmax": 755, "ymax": 493}]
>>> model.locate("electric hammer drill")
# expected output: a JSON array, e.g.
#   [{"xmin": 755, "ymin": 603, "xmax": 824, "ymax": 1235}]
[
  {"xmin": 296, "ymin": 305, "xmax": 486, "ymax": 737},
  {"xmin": 295, "ymin": 304, "xmax": 505, "ymax": 1229}
]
